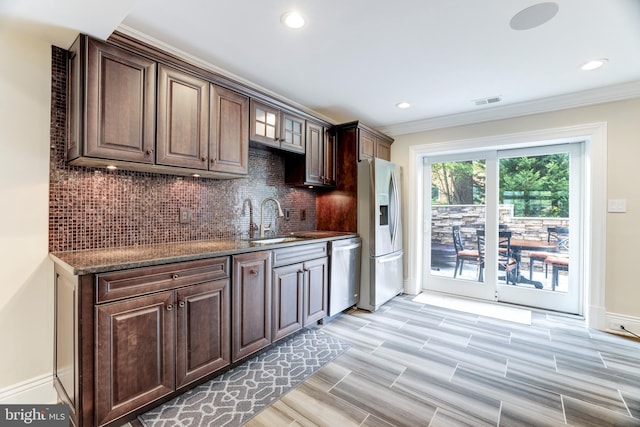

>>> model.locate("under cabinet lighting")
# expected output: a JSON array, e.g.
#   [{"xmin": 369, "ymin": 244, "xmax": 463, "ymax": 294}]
[
  {"xmin": 192, "ymin": 174, "xmax": 201, "ymax": 178},
  {"xmin": 281, "ymin": 11, "xmax": 305, "ymax": 29},
  {"xmin": 106, "ymin": 165, "xmax": 117, "ymax": 170}
]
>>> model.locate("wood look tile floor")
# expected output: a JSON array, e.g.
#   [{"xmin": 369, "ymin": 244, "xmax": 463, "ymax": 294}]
[{"xmin": 125, "ymin": 294, "xmax": 640, "ymax": 426}]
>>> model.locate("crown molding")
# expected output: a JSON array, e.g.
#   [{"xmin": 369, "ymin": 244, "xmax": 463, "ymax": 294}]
[
  {"xmin": 378, "ymin": 80, "xmax": 640, "ymax": 137},
  {"xmin": 114, "ymin": 25, "xmax": 338, "ymax": 125}
]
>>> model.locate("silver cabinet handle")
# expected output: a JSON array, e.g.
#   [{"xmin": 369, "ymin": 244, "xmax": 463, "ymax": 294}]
[
  {"xmin": 172, "ymin": 273, "xmax": 180, "ymax": 280},
  {"xmin": 178, "ymin": 301, "xmax": 185, "ymax": 308},
  {"xmin": 166, "ymin": 304, "xmax": 173, "ymax": 311}
]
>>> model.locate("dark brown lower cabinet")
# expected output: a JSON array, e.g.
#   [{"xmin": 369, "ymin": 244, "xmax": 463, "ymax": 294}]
[
  {"xmin": 232, "ymin": 251, "xmax": 272, "ymax": 362},
  {"xmin": 272, "ymin": 243, "xmax": 328, "ymax": 340},
  {"xmin": 272, "ymin": 263, "xmax": 304, "ymax": 341},
  {"xmin": 54, "ymin": 257, "xmax": 230, "ymax": 427},
  {"xmin": 302, "ymin": 257, "xmax": 329, "ymax": 325},
  {"xmin": 95, "ymin": 291, "xmax": 175, "ymax": 426},
  {"xmin": 176, "ymin": 281, "xmax": 230, "ymax": 388},
  {"xmin": 52, "ymin": 245, "xmax": 328, "ymax": 427}
]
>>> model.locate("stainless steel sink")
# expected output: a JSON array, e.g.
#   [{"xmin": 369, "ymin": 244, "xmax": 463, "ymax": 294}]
[{"xmin": 249, "ymin": 236, "xmax": 308, "ymax": 245}]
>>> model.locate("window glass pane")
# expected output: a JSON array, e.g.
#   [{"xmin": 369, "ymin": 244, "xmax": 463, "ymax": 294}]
[
  {"xmin": 266, "ymin": 112, "xmax": 276, "ymax": 126},
  {"xmin": 430, "ymin": 159, "xmax": 486, "ymax": 282},
  {"xmin": 255, "ymin": 108, "xmax": 265, "ymax": 123},
  {"xmin": 255, "ymin": 122, "xmax": 265, "ymax": 136},
  {"xmin": 499, "ymin": 153, "xmax": 570, "ymax": 292},
  {"xmin": 266, "ymin": 124, "xmax": 276, "ymax": 139}
]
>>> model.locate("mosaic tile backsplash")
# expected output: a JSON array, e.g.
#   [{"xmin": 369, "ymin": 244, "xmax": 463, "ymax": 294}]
[{"xmin": 49, "ymin": 46, "xmax": 316, "ymax": 253}]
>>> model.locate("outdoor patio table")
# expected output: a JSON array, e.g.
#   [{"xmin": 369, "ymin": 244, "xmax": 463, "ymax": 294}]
[{"xmin": 501, "ymin": 239, "xmax": 558, "ymax": 288}]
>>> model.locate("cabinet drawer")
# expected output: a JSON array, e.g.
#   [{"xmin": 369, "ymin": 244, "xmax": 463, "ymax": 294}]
[
  {"xmin": 272, "ymin": 242, "xmax": 327, "ymax": 267},
  {"xmin": 96, "ymin": 257, "xmax": 229, "ymax": 303}
]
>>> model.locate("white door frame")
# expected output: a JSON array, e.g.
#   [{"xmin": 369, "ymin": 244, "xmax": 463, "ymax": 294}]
[{"xmin": 405, "ymin": 122, "xmax": 607, "ymax": 329}]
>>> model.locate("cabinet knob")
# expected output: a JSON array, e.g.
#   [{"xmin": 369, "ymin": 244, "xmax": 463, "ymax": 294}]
[
  {"xmin": 172, "ymin": 273, "xmax": 180, "ymax": 280},
  {"xmin": 249, "ymin": 269, "xmax": 259, "ymax": 276},
  {"xmin": 201, "ymin": 156, "xmax": 207, "ymax": 162},
  {"xmin": 146, "ymin": 149, "xmax": 154, "ymax": 155},
  {"xmin": 178, "ymin": 301, "xmax": 185, "ymax": 308},
  {"xmin": 166, "ymin": 304, "xmax": 173, "ymax": 311}
]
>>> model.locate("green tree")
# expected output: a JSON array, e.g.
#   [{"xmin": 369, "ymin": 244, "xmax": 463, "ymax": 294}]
[
  {"xmin": 432, "ymin": 160, "xmax": 485, "ymax": 205},
  {"xmin": 499, "ymin": 154, "xmax": 569, "ymax": 217}
]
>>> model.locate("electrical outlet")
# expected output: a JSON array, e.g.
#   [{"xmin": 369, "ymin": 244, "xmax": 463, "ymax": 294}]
[
  {"xmin": 284, "ymin": 208, "xmax": 291, "ymax": 221},
  {"xmin": 179, "ymin": 207, "xmax": 191, "ymax": 224},
  {"xmin": 607, "ymin": 319, "xmax": 625, "ymax": 332},
  {"xmin": 301, "ymin": 209, "xmax": 306, "ymax": 221}
]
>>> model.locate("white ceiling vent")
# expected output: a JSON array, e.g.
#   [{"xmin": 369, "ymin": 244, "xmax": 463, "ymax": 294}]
[{"xmin": 474, "ymin": 96, "xmax": 502, "ymax": 106}]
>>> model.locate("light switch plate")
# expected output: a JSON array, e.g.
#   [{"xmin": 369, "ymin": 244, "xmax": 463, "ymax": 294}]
[{"xmin": 607, "ymin": 199, "xmax": 627, "ymax": 213}]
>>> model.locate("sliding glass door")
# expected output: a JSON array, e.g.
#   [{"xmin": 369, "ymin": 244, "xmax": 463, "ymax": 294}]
[
  {"xmin": 424, "ymin": 143, "xmax": 582, "ymax": 314},
  {"xmin": 425, "ymin": 151, "xmax": 497, "ymax": 301}
]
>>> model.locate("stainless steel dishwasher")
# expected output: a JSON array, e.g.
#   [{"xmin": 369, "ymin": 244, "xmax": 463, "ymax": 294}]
[{"xmin": 328, "ymin": 237, "xmax": 362, "ymax": 316}]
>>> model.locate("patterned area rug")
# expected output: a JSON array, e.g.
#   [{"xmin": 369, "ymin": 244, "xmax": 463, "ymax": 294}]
[{"xmin": 138, "ymin": 329, "xmax": 348, "ymax": 427}]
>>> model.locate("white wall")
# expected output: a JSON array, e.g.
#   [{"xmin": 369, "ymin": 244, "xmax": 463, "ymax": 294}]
[
  {"xmin": 391, "ymin": 98, "xmax": 640, "ymax": 321},
  {"xmin": 0, "ymin": 27, "xmax": 55, "ymax": 397}
]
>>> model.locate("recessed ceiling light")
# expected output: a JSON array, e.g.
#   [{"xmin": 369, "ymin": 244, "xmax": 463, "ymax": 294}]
[
  {"xmin": 396, "ymin": 102, "xmax": 411, "ymax": 109},
  {"xmin": 281, "ymin": 11, "xmax": 305, "ymax": 29},
  {"xmin": 581, "ymin": 58, "xmax": 608, "ymax": 71},
  {"xmin": 510, "ymin": 2, "xmax": 559, "ymax": 31}
]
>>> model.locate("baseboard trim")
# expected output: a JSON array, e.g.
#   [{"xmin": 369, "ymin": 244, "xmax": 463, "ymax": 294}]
[
  {"xmin": 0, "ymin": 374, "xmax": 56, "ymax": 404},
  {"xmin": 605, "ymin": 312, "xmax": 640, "ymax": 338}
]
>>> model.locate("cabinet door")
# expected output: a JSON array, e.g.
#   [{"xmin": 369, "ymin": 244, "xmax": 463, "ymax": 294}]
[
  {"xmin": 303, "ymin": 257, "xmax": 329, "ymax": 326},
  {"xmin": 323, "ymin": 128, "xmax": 337, "ymax": 186},
  {"xmin": 305, "ymin": 122, "xmax": 324, "ymax": 185},
  {"xmin": 232, "ymin": 251, "xmax": 272, "ymax": 361},
  {"xmin": 377, "ymin": 140, "xmax": 391, "ymax": 161},
  {"xmin": 281, "ymin": 111, "xmax": 306, "ymax": 154},
  {"xmin": 95, "ymin": 291, "xmax": 174, "ymax": 426},
  {"xmin": 250, "ymin": 99, "xmax": 280, "ymax": 149},
  {"xmin": 85, "ymin": 38, "xmax": 156, "ymax": 163},
  {"xmin": 210, "ymin": 85, "xmax": 249, "ymax": 175},
  {"xmin": 272, "ymin": 263, "xmax": 304, "ymax": 341},
  {"xmin": 358, "ymin": 129, "xmax": 377, "ymax": 161},
  {"xmin": 157, "ymin": 65, "xmax": 210, "ymax": 169},
  {"xmin": 176, "ymin": 279, "xmax": 230, "ymax": 388}
]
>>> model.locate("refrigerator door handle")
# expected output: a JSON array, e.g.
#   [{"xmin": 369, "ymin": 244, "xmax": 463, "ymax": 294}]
[
  {"xmin": 390, "ymin": 170, "xmax": 400, "ymax": 249},
  {"xmin": 376, "ymin": 252, "xmax": 403, "ymax": 263}
]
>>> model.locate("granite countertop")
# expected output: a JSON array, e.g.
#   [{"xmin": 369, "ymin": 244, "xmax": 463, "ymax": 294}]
[{"xmin": 50, "ymin": 231, "xmax": 357, "ymax": 275}]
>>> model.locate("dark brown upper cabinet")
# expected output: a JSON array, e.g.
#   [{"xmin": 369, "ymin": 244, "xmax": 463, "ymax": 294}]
[
  {"xmin": 156, "ymin": 66, "xmax": 249, "ymax": 175},
  {"xmin": 156, "ymin": 64, "xmax": 210, "ymax": 170},
  {"xmin": 285, "ymin": 122, "xmax": 335, "ymax": 187},
  {"xmin": 250, "ymin": 99, "xmax": 306, "ymax": 154},
  {"xmin": 68, "ymin": 36, "xmax": 156, "ymax": 164},
  {"xmin": 68, "ymin": 33, "xmax": 334, "ymax": 178},
  {"xmin": 209, "ymin": 85, "xmax": 249, "ymax": 175},
  {"xmin": 357, "ymin": 127, "xmax": 392, "ymax": 161}
]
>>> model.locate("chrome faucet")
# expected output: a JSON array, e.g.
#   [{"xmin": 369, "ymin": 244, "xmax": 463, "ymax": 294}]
[{"xmin": 259, "ymin": 197, "xmax": 284, "ymax": 237}]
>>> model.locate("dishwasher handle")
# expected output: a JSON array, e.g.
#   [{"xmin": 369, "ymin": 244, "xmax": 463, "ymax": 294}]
[{"xmin": 332, "ymin": 243, "xmax": 361, "ymax": 251}]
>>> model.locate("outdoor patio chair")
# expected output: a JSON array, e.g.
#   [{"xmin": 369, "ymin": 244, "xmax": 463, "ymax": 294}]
[
  {"xmin": 528, "ymin": 226, "xmax": 569, "ymax": 281},
  {"xmin": 477, "ymin": 229, "xmax": 518, "ymax": 284},
  {"xmin": 452, "ymin": 225, "xmax": 480, "ymax": 279},
  {"xmin": 544, "ymin": 255, "xmax": 569, "ymax": 291}
]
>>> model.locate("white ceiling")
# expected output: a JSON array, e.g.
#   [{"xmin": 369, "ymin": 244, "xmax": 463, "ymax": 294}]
[{"xmin": 3, "ymin": 0, "xmax": 640, "ymax": 134}]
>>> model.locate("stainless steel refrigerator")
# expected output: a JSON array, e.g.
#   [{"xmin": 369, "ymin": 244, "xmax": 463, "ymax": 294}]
[{"xmin": 357, "ymin": 158, "xmax": 403, "ymax": 311}]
